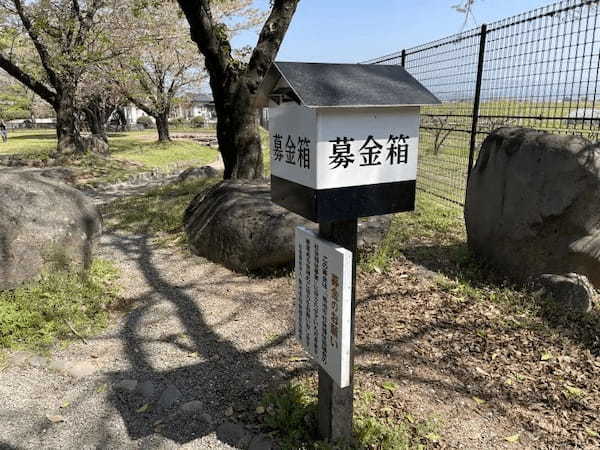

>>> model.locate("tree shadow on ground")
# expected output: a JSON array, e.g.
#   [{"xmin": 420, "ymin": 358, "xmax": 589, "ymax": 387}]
[
  {"xmin": 398, "ymin": 241, "xmax": 600, "ymax": 355},
  {"xmin": 98, "ymin": 234, "xmax": 305, "ymax": 445}
]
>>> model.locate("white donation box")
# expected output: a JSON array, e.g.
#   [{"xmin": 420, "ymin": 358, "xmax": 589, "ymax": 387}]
[{"xmin": 258, "ymin": 62, "xmax": 440, "ymax": 223}]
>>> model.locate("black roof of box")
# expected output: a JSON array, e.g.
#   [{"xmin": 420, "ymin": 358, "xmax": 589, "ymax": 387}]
[{"xmin": 258, "ymin": 62, "xmax": 441, "ymax": 108}]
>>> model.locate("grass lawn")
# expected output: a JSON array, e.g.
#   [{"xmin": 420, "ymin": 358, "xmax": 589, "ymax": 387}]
[
  {"xmin": 0, "ymin": 259, "xmax": 120, "ymax": 352},
  {"xmin": 108, "ymin": 131, "xmax": 218, "ymax": 169},
  {"xmin": 0, "ymin": 128, "xmax": 57, "ymax": 158},
  {"xmin": 101, "ymin": 178, "xmax": 219, "ymax": 245},
  {"xmin": 0, "ymin": 129, "xmax": 218, "ymax": 186}
]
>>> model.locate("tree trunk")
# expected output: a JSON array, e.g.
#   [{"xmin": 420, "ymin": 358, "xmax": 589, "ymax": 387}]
[
  {"xmin": 156, "ymin": 112, "xmax": 171, "ymax": 142},
  {"xmin": 55, "ymin": 91, "xmax": 84, "ymax": 154},
  {"xmin": 84, "ymin": 106, "xmax": 108, "ymax": 143},
  {"xmin": 215, "ymin": 86, "xmax": 263, "ymax": 180},
  {"xmin": 115, "ymin": 107, "xmax": 128, "ymax": 131}
]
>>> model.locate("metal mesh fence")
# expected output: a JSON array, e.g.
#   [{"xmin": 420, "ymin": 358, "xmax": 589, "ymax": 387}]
[{"xmin": 366, "ymin": 0, "xmax": 600, "ymax": 208}]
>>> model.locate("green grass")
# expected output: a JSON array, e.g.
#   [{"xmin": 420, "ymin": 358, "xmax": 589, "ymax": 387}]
[
  {"xmin": 0, "ymin": 129, "xmax": 218, "ymax": 186},
  {"xmin": 0, "ymin": 128, "xmax": 56, "ymax": 158},
  {"xmin": 260, "ymin": 382, "xmax": 438, "ymax": 449},
  {"xmin": 362, "ymin": 193, "xmax": 464, "ymax": 273},
  {"xmin": 108, "ymin": 132, "xmax": 218, "ymax": 169},
  {"xmin": 101, "ymin": 178, "xmax": 218, "ymax": 244},
  {"xmin": 0, "ymin": 259, "xmax": 120, "ymax": 351}
]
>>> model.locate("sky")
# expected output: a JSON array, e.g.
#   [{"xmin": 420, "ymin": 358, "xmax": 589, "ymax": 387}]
[{"xmin": 233, "ymin": 0, "xmax": 556, "ymax": 63}]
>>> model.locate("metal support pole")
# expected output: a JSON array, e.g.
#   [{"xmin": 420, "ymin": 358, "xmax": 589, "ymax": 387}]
[
  {"xmin": 401, "ymin": 49, "xmax": 406, "ymax": 68},
  {"xmin": 318, "ymin": 219, "xmax": 358, "ymax": 443},
  {"xmin": 467, "ymin": 24, "xmax": 488, "ymax": 179}
]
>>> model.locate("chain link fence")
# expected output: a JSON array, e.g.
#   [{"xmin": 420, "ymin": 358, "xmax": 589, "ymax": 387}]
[{"xmin": 367, "ymin": 0, "xmax": 600, "ymax": 208}]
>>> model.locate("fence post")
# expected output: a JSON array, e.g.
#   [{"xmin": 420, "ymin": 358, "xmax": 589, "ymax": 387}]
[
  {"xmin": 401, "ymin": 49, "xmax": 406, "ymax": 68},
  {"xmin": 467, "ymin": 24, "xmax": 488, "ymax": 179}
]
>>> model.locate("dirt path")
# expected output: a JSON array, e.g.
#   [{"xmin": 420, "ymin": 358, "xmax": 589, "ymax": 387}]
[
  {"xmin": 0, "ymin": 229, "xmax": 296, "ymax": 449},
  {"xmin": 2, "ymin": 173, "xmax": 597, "ymax": 448}
]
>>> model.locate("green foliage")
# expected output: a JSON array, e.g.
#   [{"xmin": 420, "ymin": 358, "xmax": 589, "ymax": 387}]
[
  {"xmin": 101, "ymin": 178, "xmax": 218, "ymax": 242},
  {"xmin": 354, "ymin": 415, "xmax": 412, "ymax": 449},
  {"xmin": 136, "ymin": 116, "xmax": 154, "ymax": 129},
  {"xmin": 191, "ymin": 116, "xmax": 205, "ymax": 128},
  {"xmin": 260, "ymin": 382, "xmax": 438, "ymax": 449},
  {"xmin": 169, "ymin": 118, "xmax": 189, "ymax": 128},
  {"xmin": 0, "ymin": 86, "xmax": 34, "ymax": 121},
  {"xmin": 0, "ymin": 259, "xmax": 119, "ymax": 351},
  {"xmin": 261, "ymin": 383, "xmax": 320, "ymax": 448}
]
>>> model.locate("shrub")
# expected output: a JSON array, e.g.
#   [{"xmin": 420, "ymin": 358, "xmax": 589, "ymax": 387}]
[
  {"xmin": 136, "ymin": 116, "xmax": 154, "ymax": 129},
  {"xmin": 169, "ymin": 117, "xmax": 188, "ymax": 127},
  {"xmin": 191, "ymin": 116, "xmax": 205, "ymax": 128}
]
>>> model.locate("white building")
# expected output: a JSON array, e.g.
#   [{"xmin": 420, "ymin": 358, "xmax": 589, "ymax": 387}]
[{"xmin": 122, "ymin": 93, "xmax": 216, "ymax": 126}]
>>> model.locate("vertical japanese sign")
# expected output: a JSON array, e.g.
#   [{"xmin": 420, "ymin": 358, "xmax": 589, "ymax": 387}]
[{"xmin": 295, "ymin": 226, "xmax": 352, "ymax": 388}]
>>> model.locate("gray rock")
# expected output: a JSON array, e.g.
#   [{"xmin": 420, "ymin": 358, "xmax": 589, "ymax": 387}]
[
  {"xmin": 66, "ymin": 361, "xmax": 97, "ymax": 379},
  {"xmin": 10, "ymin": 351, "xmax": 33, "ymax": 366},
  {"xmin": 29, "ymin": 356, "xmax": 49, "ymax": 368},
  {"xmin": 180, "ymin": 400, "xmax": 203, "ymax": 415},
  {"xmin": 249, "ymin": 434, "xmax": 276, "ymax": 450},
  {"xmin": 158, "ymin": 385, "xmax": 182, "ymax": 409},
  {"xmin": 37, "ymin": 167, "xmax": 78, "ymax": 184},
  {"xmin": 114, "ymin": 379, "xmax": 138, "ymax": 393},
  {"xmin": 465, "ymin": 128, "xmax": 600, "ymax": 289},
  {"xmin": 200, "ymin": 413, "xmax": 212, "ymax": 424},
  {"xmin": 0, "ymin": 169, "xmax": 102, "ymax": 290},
  {"xmin": 177, "ymin": 166, "xmax": 221, "ymax": 182},
  {"xmin": 48, "ymin": 360, "xmax": 70, "ymax": 373},
  {"xmin": 184, "ymin": 180, "xmax": 393, "ymax": 273},
  {"xmin": 136, "ymin": 381, "xmax": 157, "ymax": 400},
  {"xmin": 358, "ymin": 215, "xmax": 394, "ymax": 248},
  {"xmin": 216, "ymin": 422, "xmax": 253, "ymax": 448},
  {"xmin": 533, "ymin": 273, "xmax": 595, "ymax": 312}
]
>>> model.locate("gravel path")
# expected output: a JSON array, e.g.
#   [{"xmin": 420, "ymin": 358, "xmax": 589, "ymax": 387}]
[{"xmin": 0, "ymin": 169, "xmax": 301, "ymax": 449}]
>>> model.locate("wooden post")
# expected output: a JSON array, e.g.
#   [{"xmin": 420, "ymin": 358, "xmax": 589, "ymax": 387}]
[{"xmin": 318, "ymin": 219, "xmax": 358, "ymax": 442}]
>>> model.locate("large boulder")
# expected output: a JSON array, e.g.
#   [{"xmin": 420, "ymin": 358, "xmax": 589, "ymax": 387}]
[
  {"xmin": 184, "ymin": 180, "xmax": 394, "ymax": 273},
  {"xmin": 177, "ymin": 166, "xmax": 222, "ymax": 183},
  {"xmin": 532, "ymin": 273, "xmax": 595, "ymax": 313},
  {"xmin": 465, "ymin": 127, "xmax": 600, "ymax": 289},
  {"xmin": 0, "ymin": 169, "xmax": 102, "ymax": 290}
]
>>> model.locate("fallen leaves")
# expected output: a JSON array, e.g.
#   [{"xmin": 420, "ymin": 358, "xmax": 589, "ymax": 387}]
[
  {"xmin": 504, "ymin": 433, "xmax": 520, "ymax": 443},
  {"xmin": 355, "ymin": 253, "xmax": 600, "ymax": 448},
  {"xmin": 135, "ymin": 403, "xmax": 151, "ymax": 413},
  {"xmin": 46, "ymin": 415, "xmax": 65, "ymax": 424},
  {"xmin": 381, "ymin": 381, "xmax": 398, "ymax": 393},
  {"xmin": 472, "ymin": 396, "xmax": 486, "ymax": 405}
]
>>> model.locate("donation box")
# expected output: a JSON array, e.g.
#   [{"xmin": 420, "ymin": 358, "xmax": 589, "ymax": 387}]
[{"xmin": 258, "ymin": 62, "xmax": 440, "ymax": 222}]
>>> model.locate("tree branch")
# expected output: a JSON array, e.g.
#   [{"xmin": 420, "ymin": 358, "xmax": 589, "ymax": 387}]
[
  {"xmin": 0, "ymin": 52, "xmax": 57, "ymax": 105},
  {"xmin": 126, "ymin": 93, "xmax": 157, "ymax": 118},
  {"xmin": 176, "ymin": 0, "xmax": 232, "ymax": 84},
  {"xmin": 12, "ymin": 0, "xmax": 60, "ymax": 89},
  {"xmin": 245, "ymin": 0, "xmax": 300, "ymax": 92}
]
